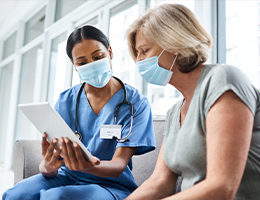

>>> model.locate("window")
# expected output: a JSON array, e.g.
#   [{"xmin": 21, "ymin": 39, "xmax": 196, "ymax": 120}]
[
  {"xmin": 0, "ymin": 61, "xmax": 14, "ymax": 163},
  {"xmin": 47, "ymin": 33, "xmax": 67, "ymax": 107},
  {"xmin": 109, "ymin": 1, "xmax": 138, "ymax": 88},
  {"xmin": 0, "ymin": 0, "xmax": 220, "ymax": 172},
  {"xmin": 24, "ymin": 7, "xmax": 45, "ymax": 45},
  {"xmin": 55, "ymin": 0, "xmax": 85, "ymax": 22},
  {"xmin": 2, "ymin": 32, "xmax": 17, "ymax": 60},
  {"xmin": 15, "ymin": 44, "xmax": 43, "ymax": 140},
  {"xmin": 226, "ymin": 0, "xmax": 260, "ymax": 90}
]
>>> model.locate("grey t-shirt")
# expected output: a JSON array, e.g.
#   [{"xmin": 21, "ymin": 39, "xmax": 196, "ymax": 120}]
[{"xmin": 163, "ymin": 64, "xmax": 260, "ymax": 199}]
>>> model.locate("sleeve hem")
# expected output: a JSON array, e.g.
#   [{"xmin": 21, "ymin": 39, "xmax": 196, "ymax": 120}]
[{"xmin": 204, "ymin": 85, "xmax": 255, "ymax": 117}]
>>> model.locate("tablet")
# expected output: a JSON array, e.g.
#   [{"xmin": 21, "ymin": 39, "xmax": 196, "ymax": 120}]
[{"xmin": 18, "ymin": 102, "xmax": 92, "ymax": 162}]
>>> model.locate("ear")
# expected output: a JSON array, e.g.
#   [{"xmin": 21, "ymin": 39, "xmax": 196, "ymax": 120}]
[{"xmin": 108, "ymin": 46, "xmax": 113, "ymax": 60}]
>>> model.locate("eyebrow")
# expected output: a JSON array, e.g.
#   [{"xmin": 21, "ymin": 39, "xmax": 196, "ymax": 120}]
[
  {"xmin": 75, "ymin": 49, "xmax": 103, "ymax": 60},
  {"xmin": 91, "ymin": 49, "xmax": 102, "ymax": 55},
  {"xmin": 136, "ymin": 43, "xmax": 151, "ymax": 50},
  {"xmin": 75, "ymin": 56, "xmax": 86, "ymax": 60}
]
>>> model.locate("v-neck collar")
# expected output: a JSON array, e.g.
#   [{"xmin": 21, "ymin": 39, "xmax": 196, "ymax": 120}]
[
  {"xmin": 81, "ymin": 86, "xmax": 124, "ymax": 117},
  {"xmin": 178, "ymin": 65, "xmax": 209, "ymax": 129}
]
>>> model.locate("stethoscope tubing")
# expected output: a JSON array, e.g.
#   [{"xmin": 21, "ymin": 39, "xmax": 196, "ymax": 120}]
[{"xmin": 75, "ymin": 76, "xmax": 133, "ymax": 142}]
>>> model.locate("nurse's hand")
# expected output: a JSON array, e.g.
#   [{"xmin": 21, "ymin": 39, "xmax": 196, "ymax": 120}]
[
  {"xmin": 59, "ymin": 137, "xmax": 100, "ymax": 171},
  {"xmin": 39, "ymin": 132, "xmax": 65, "ymax": 178}
]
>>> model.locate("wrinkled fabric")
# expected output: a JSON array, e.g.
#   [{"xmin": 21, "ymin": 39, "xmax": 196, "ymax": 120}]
[
  {"xmin": 3, "ymin": 83, "xmax": 155, "ymax": 200},
  {"xmin": 164, "ymin": 64, "xmax": 260, "ymax": 200}
]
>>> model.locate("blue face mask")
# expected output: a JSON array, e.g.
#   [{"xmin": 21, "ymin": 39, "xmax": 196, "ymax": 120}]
[
  {"xmin": 76, "ymin": 57, "xmax": 113, "ymax": 88},
  {"xmin": 136, "ymin": 49, "xmax": 177, "ymax": 86}
]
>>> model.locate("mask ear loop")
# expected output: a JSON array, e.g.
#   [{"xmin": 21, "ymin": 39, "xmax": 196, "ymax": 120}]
[
  {"xmin": 169, "ymin": 54, "xmax": 178, "ymax": 72},
  {"xmin": 158, "ymin": 48, "xmax": 166, "ymax": 59}
]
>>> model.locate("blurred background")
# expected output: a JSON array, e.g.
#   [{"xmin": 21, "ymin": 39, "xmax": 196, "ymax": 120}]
[{"xmin": 0, "ymin": 0, "xmax": 259, "ymax": 196}]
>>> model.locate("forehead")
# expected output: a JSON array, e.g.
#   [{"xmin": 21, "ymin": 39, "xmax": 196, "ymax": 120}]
[
  {"xmin": 135, "ymin": 31, "xmax": 153, "ymax": 49},
  {"xmin": 71, "ymin": 39, "xmax": 107, "ymax": 57}
]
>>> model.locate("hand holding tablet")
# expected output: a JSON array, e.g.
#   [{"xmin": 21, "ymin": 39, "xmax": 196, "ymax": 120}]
[{"xmin": 18, "ymin": 102, "xmax": 93, "ymax": 162}]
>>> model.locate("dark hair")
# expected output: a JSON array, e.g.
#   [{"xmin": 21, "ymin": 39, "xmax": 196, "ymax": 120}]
[{"xmin": 66, "ymin": 25, "xmax": 110, "ymax": 60}]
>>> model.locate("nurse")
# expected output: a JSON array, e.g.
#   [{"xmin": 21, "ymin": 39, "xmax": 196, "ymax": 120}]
[{"xmin": 3, "ymin": 25, "xmax": 155, "ymax": 200}]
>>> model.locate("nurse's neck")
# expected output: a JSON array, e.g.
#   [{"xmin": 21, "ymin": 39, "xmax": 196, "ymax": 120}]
[
  {"xmin": 84, "ymin": 77, "xmax": 122, "ymax": 99},
  {"xmin": 84, "ymin": 77, "xmax": 122, "ymax": 115}
]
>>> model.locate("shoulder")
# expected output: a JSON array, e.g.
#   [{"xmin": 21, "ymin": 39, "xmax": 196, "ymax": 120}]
[
  {"xmin": 59, "ymin": 84, "xmax": 81, "ymax": 100},
  {"xmin": 200, "ymin": 64, "xmax": 260, "ymax": 115},
  {"xmin": 201, "ymin": 64, "xmax": 252, "ymax": 88},
  {"xmin": 125, "ymin": 84, "xmax": 149, "ymax": 106},
  {"xmin": 125, "ymin": 84, "xmax": 145, "ymax": 99},
  {"xmin": 54, "ymin": 84, "xmax": 82, "ymax": 110}
]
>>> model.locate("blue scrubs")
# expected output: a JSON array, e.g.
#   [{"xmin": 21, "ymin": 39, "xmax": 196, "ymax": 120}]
[{"xmin": 3, "ymin": 83, "xmax": 155, "ymax": 200}]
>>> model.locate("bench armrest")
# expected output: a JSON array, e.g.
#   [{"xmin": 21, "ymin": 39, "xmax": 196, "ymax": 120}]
[{"xmin": 12, "ymin": 140, "xmax": 42, "ymax": 185}]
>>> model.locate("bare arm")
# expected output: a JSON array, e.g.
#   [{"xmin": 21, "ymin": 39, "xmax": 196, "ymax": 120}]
[
  {"xmin": 162, "ymin": 90, "xmax": 253, "ymax": 200},
  {"xmin": 126, "ymin": 138, "xmax": 177, "ymax": 200},
  {"xmin": 60, "ymin": 137, "xmax": 137, "ymax": 178}
]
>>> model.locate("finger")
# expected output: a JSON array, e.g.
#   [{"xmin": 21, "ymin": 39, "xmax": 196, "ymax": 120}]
[
  {"xmin": 55, "ymin": 159, "xmax": 65, "ymax": 169},
  {"xmin": 45, "ymin": 138, "xmax": 58, "ymax": 162},
  {"xmin": 73, "ymin": 142, "xmax": 100, "ymax": 166},
  {"xmin": 73, "ymin": 142, "xmax": 85, "ymax": 168},
  {"xmin": 65, "ymin": 138, "xmax": 78, "ymax": 169},
  {"xmin": 52, "ymin": 152, "xmax": 65, "ymax": 169},
  {"xmin": 49, "ymin": 145, "xmax": 62, "ymax": 166},
  {"xmin": 92, "ymin": 156, "xmax": 100, "ymax": 166},
  {"xmin": 43, "ymin": 132, "xmax": 50, "ymax": 146},
  {"xmin": 42, "ymin": 132, "xmax": 49, "ymax": 156},
  {"xmin": 60, "ymin": 137, "xmax": 71, "ymax": 167},
  {"xmin": 52, "ymin": 147, "xmax": 65, "ymax": 169}
]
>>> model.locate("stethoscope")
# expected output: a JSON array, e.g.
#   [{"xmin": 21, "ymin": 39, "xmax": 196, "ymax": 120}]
[{"xmin": 74, "ymin": 76, "xmax": 133, "ymax": 143}]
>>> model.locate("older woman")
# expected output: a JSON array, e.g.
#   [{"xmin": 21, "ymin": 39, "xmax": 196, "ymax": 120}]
[{"xmin": 126, "ymin": 4, "xmax": 260, "ymax": 200}]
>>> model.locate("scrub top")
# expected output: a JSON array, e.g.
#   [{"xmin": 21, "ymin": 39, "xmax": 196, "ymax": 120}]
[{"xmin": 54, "ymin": 83, "xmax": 156, "ymax": 196}]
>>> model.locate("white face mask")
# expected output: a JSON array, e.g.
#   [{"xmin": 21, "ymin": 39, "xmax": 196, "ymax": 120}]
[
  {"xmin": 76, "ymin": 57, "xmax": 113, "ymax": 88},
  {"xmin": 136, "ymin": 49, "xmax": 177, "ymax": 86}
]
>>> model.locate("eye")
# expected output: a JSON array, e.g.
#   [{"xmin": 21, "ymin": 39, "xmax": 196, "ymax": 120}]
[
  {"xmin": 78, "ymin": 61, "xmax": 87, "ymax": 66},
  {"xmin": 94, "ymin": 54, "xmax": 103, "ymax": 60},
  {"xmin": 142, "ymin": 49, "xmax": 148, "ymax": 53}
]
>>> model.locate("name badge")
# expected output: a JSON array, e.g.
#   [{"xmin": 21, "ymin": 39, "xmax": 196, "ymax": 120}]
[{"xmin": 100, "ymin": 125, "xmax": 122, "ymax": 139}]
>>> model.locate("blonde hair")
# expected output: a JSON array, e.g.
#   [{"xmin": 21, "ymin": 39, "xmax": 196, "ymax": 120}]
[{"xmin": 126, "ymin": 4, "xmax": 213, "ymax": 73}]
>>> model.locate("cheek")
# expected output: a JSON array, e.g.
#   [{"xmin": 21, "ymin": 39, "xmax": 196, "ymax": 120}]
[{"xmin": 137, "ymin": 51, "xmax": 154, "ymax": 61}]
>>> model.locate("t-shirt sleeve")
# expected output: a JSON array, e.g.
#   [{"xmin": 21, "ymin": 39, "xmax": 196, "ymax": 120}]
[
  {"xmin": 116, "ymin": 97, "xmax": 156, "ymax": 155},
  {"xmin": 203, "ymin": 65, "xmax": 259, "ymax": 117}
]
